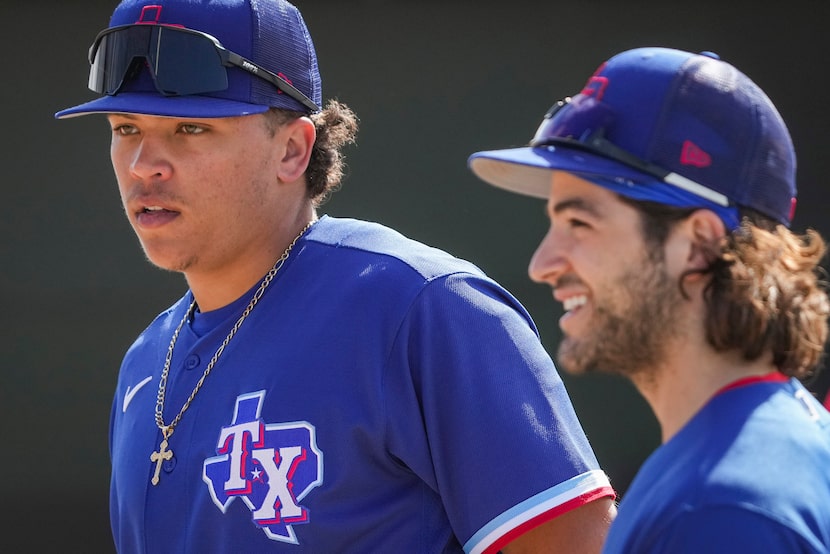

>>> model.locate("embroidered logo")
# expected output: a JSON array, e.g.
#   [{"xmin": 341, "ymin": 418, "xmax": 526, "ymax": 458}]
[
  {"xmin": 122, "ymin": 376, "xmax": 153, "ymax": 413},
  {"xmin": 203, "ymin": 391, "xmax": 323, "ymax": 544},
  {"xmin": 580, "ymin": 62, "xmax": 609, "ymax": 100},
  {"xmin": 680, "ymin": 140, "xmax": 712, "ymax": 168},
  {"xmin": 137, "ymin": 5, "xmax": 163, "ymax": 23}
]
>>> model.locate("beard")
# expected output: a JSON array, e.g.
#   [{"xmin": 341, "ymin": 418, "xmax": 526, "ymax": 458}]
[{"xmin": 557, "ymin": 250, "xmax": 683, "ymax": 380}]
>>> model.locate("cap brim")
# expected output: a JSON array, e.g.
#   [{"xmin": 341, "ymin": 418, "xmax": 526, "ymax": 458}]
[
  {"xmin": 55, "ymin": 92, "xmax": 270, "ymax": 119},
  {"xmin": 468, "ymin": 144, "xmax": 655, "ymax": 199}
]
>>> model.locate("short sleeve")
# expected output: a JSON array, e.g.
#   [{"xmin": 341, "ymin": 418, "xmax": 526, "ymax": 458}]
[{"xmin": 383, "ymin": 272, "xmax": 612, "ymax": 551}]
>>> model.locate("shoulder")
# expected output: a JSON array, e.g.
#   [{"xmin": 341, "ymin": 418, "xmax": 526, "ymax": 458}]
[
  {"xmin": 305, "ymin": 215, "xmax": 487, "ymax": 281},
  {"xmin": 610, "ymin": 380, "xmax": 830, "ymax": 553},
  {"xmin": 124, "ymin": 293, "xmax": 193, "ymax": 354},
  {"xmin": 609, "ymin": 484, "xmax": 829, "ymax": 553},
  {"xmin": 645, "ymin": 505, "xmax": 826, "ymax": 553},
  {"xmin": 301, "ymin": 216, "xmax": 536, "ymax": 326},
  {"xmin": 666, "ymin": 379, "xmax": 830, "ymax": 496},
  {"xmin": 702, "ymin": 379, "xmax": 830, "ymax": 489}
]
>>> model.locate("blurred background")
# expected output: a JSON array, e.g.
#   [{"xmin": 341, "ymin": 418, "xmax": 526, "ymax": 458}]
[{"xmin": 4, "ymin": 0, "xmax": 828, "ymax": 551}]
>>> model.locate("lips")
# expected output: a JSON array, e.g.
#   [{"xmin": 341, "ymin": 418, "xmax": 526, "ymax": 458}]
[{"xmin": 135, "ymin": 205, "xmax": 180, "ymax": 228}]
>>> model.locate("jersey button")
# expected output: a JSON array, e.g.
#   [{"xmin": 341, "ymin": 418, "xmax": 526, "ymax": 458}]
[{"xmin": 184, "ymin": 354, "xmax": 201, "ymax": 370}]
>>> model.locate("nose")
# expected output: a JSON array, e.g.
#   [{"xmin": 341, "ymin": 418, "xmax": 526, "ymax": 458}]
[
  {"xmin": 528, "ymin": 226, "xmax": 568, "ymax": 285},
  {"xmin": 126, "ymin": 136, "xmax": 173, "ymax": 181}
]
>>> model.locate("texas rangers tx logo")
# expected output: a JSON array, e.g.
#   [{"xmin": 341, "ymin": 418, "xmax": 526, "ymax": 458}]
[{"xmin": 202, "ymin": 390, "xmax": 323, "ymax": 544}]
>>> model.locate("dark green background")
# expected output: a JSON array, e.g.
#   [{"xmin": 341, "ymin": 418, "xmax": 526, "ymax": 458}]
[{"xmin": 4, "ymin": 1, "xmax": 828, "ymax": 551}]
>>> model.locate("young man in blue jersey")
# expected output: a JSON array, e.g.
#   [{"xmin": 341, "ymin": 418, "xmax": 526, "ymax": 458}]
[
  {"xmin": 469, "ymin": 47, "xmax": 830, "ymax": 552},
  {"xmin": 55, "ymin": 0, "xmax": 616, "ymax": 551}
]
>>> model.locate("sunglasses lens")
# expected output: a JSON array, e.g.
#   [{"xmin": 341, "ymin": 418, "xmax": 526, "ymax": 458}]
[
  {"xmin": 153, "ymin": 28, "xmax": 227, "ymax": 95},
  {"xmin": 89, "ymin": 26, "xmax": 148, "ymax": 95},
  {"xmin": 531, "ymin": 96, "xmax": 615, "ymax": 146},
  {"xmin": 89, "ymin": 26, "xmax": 229, "ymax": 96}
]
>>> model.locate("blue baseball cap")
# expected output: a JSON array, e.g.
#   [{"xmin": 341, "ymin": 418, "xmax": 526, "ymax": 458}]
[
  {"xmin": 55, "ymin": 0, "xmax": 322, "ymax": 119},
  {"xmin": 468, "ymin": 47, "xmax": 797, "ymax": 228}
]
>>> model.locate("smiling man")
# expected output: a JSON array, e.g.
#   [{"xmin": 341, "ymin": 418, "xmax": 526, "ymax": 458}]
[
  {"xmin": 54, "ymin": 0, "xmax": 617, "ymax": 552},
  {"xmin": 469, "ymin": 47, "xmax": 830, "ymax": 552}
]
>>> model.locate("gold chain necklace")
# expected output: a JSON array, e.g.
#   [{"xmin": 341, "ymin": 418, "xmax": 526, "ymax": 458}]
[{"xmin": 149, "ymin": 221, "xmax": 314, "ymax": 486}]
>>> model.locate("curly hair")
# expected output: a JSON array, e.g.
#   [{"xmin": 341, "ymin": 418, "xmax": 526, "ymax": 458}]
[
  {"xmin": 624, "ymin": 199, "xmax": 830, "ymax": 379},
  {"xmin": 263, "ymin": 99, "xmax": 359, "ymax": 205}
]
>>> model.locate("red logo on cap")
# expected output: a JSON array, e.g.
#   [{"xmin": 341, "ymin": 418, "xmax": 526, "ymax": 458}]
[
  {"xmin": 680, "ymin": 140, "xmax": 711, "ymax": 168},
  {"xmin": 580, "ymin": 63, "xmax": 609, "ymax": 101},
  {"xmin": 276, "ymin": 72, "xmax": 294, "ymax": 95},
  {"xmin": 138, "ymin": 5, "xmax": 163, "ymax": 23}
]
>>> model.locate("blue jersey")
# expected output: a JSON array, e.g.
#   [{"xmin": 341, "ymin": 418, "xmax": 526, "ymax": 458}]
[
  {"xmin": 604, "ymin": 376, "xmax": 830, "ymax": 553},
  {"xmin": 110, "ymin": 216, "xmax": 613, "ymax": 553}
]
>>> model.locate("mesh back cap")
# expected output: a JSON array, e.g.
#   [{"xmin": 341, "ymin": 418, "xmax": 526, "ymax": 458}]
[
  {"xmin": 56, "ymin": 0, "xmax": 322, "ymax": 119},
  {"xmin": 469, "ymin": 47, "xmax": 797, "ymax": 226}
]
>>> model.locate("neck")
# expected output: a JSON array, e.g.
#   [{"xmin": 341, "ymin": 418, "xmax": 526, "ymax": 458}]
[
  {"xmin": 186, "ymin": 207, "xmax": 317, "ymax": 312},
  {"xmin": 632, "ymin": 342, "xmax": 777, "ymax": 443}
]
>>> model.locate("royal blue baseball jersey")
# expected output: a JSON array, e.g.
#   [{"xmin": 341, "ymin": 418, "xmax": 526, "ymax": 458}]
[
  {"xmin": 109, "ymin": 215, "xmax": 613, "ymax": 553},
  {"xmin": 603, "ymin": 375, "xmax": 830, "ymax": 553}
]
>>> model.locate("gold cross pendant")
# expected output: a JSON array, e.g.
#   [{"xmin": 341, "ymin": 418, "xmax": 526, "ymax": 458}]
[{"xmin": 150, "ymin": 427, "xmax": 174, "ymax": 486}]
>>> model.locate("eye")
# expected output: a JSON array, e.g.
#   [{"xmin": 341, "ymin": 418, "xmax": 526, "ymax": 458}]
[
  {"xmin": 566, "ymin": 216, "xmax": 590, "ymax": 229},
  {"xmin": 179, "ymin": 123, "xmax": 206, "ymax": 135},
  {"xmin": 112, "ymin": 123, "xmax": 138, "ymax": 136}
]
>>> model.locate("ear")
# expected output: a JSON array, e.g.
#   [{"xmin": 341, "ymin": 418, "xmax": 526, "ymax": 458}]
[
  {"xmin": 276, "ymin": 116, "xmax": 316, "ymax": 183},
  {"xmin": 683, "ymin": 209, "xmax": 727, "ymax": 272}
]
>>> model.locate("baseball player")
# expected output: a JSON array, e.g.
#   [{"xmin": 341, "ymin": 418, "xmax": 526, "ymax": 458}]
[
  {"xmin": 55, "ymin": 0, "xmax": 617, "ymax": 551},
  {"xmin": 468, "ymin": 47, "xmax": 830, "ymax": 552}
]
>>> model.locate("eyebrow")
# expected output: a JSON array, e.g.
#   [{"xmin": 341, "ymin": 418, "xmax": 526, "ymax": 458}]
[{"xmin": 550, "ymin": 197, "xmax": 603, "ymax": 217}]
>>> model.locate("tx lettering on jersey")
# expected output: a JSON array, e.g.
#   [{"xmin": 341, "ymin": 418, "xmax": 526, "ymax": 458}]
[{"xmin": 202, "ymin": 390, "xmax": 323, "ymax": 544}]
